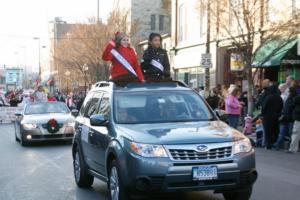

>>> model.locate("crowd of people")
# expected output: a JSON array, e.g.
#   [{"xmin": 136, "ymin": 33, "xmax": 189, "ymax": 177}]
[
  {"xmin": 201, "ymin": 76, "xmax": 299, "ymax": 153},
  {"xmin": 0, "ymin": 86, "xmax": 85, "ymax": 111}
]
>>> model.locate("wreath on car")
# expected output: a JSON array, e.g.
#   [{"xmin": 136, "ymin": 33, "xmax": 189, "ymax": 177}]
[{"xmin": 46, "ymin": 118, "xmax": 60, "ymax": 133}]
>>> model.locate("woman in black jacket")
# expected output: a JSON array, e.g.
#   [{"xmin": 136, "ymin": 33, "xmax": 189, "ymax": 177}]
[
  {"xmin": 273, "ymin": 87, "xmax": 297, "ymax": 150},
  {"xmin": 141, "ymin": 33, "xmax": 171, "ymax": 82},
  {"xmin": 261, "ymin": 85, "xmax": 283, "ymax": 149}
]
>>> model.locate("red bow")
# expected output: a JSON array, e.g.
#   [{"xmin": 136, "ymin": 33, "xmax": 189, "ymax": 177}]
[{"xmin": 48, "ymin": 119, "xmax": 57, "ymax": 127}]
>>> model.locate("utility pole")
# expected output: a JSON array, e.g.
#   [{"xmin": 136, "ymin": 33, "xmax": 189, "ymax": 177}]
[
  {"xmin": 33, "ymin": 37, "xmax": 41, "ymax": 82},
  {"xmin": 205, "ymin": 0, "xmax": 211, "ymax": 95},
  {"xmin": 96, "ymin": 0, "xmax": 101, "ymax": 81},
  {"xmin": 97, "ymin": 0, "xmax": 100, "ymax": 24}
]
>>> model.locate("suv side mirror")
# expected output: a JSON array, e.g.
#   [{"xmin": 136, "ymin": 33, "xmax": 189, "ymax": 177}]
[
  {"xmin": 71, "ymin": 109, "xmax": 79, "ymax": 117},
  {"xmin": 90, "ymin": 114, "xmax": 108, "ymax": 126}
]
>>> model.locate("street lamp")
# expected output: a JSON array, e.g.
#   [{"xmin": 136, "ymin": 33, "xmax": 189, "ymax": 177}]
[
  {"xmin": 83, "ymin": 64, "xmax": 88, "ymax": 96},
  {"xmin": 65, "ymin": 70, "xmax": 71, "ymax": 94}
]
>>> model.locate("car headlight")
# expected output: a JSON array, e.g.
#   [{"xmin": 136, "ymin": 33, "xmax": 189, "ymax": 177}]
[
  {"xmin": 233, "ymin": 138, "xmax": 252, "ymax": 154},
  {"xmin": 22, "ymin": 123, "xmax": 38, "ymax": 129},
  {"xmin": 130, "ymin": 142, "xmax": 168, "ymax": 158}
]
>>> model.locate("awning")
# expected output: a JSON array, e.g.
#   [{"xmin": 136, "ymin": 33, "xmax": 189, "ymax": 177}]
[{"xmin": 252, "ymin": 37, "xmax": 298, "ymax": 67}]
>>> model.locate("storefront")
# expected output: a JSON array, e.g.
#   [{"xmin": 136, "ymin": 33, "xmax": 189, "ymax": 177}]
[
  {"xmin": 253, "ymin": 37, "xmax": 300, "ymax": 83},
  {"xmin": 175, "ymin": 67, "xmax": 205, "ymax": 88}
]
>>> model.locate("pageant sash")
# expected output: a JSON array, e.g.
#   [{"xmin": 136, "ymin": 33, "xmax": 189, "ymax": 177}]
[
  {"xmin": 150, "ymin": 59, "xmax": 164, "ymax": 72},
  {"xmin": 111, "ymin": 49, "xmax": 138, "ymax": 77}
]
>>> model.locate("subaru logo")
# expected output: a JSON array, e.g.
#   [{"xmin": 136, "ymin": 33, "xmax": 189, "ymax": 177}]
[{"xmin": 196, "ymin": 145, "xmax": 208, "ymax": 152}]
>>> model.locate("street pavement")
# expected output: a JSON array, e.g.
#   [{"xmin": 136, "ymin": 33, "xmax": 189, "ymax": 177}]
[{"xmin": 0, "ymin": 123, "xmax": 300, "ymax": 200}]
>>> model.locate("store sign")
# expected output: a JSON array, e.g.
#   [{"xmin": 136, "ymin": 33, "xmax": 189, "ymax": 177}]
[
  {"xmin": 230, "ymin": 53, "xmax": 244, "ymax": 71},
  {"xmin": 201, "ymin": 53, "xmax": 212, "ymax": 68}
]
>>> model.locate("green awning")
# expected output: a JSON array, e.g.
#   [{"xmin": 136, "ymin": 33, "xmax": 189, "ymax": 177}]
[{"xmin": 252, "ymin": 37, "xmax": 298, "ymax": 67}]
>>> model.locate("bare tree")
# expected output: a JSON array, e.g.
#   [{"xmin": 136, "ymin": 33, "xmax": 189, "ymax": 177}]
[
  {"xmin": 197, "ymin": 0, "xmax": 300, "ymax": 114},
  {"xmin": 53, "ymin": 9, "xmax": 140, "ymax": 92}
]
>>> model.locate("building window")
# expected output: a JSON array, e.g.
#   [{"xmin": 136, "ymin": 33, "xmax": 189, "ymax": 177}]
[
  {"xmin": 159, "ymin": 15, "xmax": 165, "ymax": 31},
  {"xmin": 178, "ymin": 4, "xmax": 187, "ymax": 43},
  {"xmin": 150, "ymin": 14, "xmax": 156, "ymax": 30}
]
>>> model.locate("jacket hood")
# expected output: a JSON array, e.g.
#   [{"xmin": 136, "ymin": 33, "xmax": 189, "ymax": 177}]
[{"xmin": 268, "ymin": 85, "xmax": 280, "ymax": 94}]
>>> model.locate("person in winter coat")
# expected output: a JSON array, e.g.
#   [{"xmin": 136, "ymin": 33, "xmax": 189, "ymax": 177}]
[
  {"xmin": 261, "ymin": 85, "xmax": 283, "ymax": 149},
  {"xmin": 141, "ymin": 33, "xmax": 171, "ymax": 82},
  {"xmin": 102, "ymin": 32, "xmax": 145, "ymax": 86},
  {"xmin": 225, "ymin": 88, "xmax": 243, "ymax": 129},
  {"xmin": 256, "ymin": 79, "xmax": 270, "ymax": 108},
  {"xmin": 55, "ymin": 92, "xmax": 65, "ymax": 102},
  {"xmin": 288, "ymin": 92, "xmax": 300, "ymax": 153},
  {"xmin": 273, "ymin": 87, "xmax": 297, "ymax": 150}
]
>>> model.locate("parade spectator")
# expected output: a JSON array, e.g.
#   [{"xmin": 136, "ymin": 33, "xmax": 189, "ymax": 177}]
[
  {"xmin": 102, "ymin": 32, "xmax": 145, "ymax": 86},
  {"xmin": 261, "ymin": 85, "xmax": 283, "ymax": 149},
  {"xmin": 141, "ymin": 32, "xmax": 171, "ymax": 82},
  {"xmin": 55, "ymin": 92, "xmax": 65, "ymax": 102},
  {"xmin": 256, "ymin": 79, "xmax": 270, "ymax": 108},
  {"xmin": 22, "ymin": 93, "xmax": 31, "ymax": 105},
  {"xmin": 66, "ymin": 93, "xmax": 75, "ymax": 109},
  {"xmin": 9, "ymin": 92, "xmax": 19, "ymax": 107},
  {"xmin": 225, "ymin": 87, "xmax": 243, "ymax": 129},
  {"xmin": 32, "ymin": 86, "xmax": 47, "ymax": 102},
  {"xmin": 273, "ymin": 87, "xmax": 297, "ymax": 150},
  {"xmin": 286, "ymin": 75, "xmax": 294, "ymax": 88},
  {"xmin": 288, "ymin": 92, "xmax": 300, "ymax": 153},
  {"xmin": 48, "ymin": 93, "xmax": 57, "ymax": 102},
  {"xmin": 198, "ymin": 86, "xmax": 205, "ymax": 98},
  {"xmin": 278, "ymin": 83, "xmax": 288, "ymax": 103},
  {"xmin": 206, "ymin": 88, "xmax": 220, "ymax": 110}
]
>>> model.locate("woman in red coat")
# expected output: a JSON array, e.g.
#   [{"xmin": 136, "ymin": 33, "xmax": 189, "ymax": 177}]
[{"xmin": 102, "ymin": 32, "xmax": 145, "ymax": 86}]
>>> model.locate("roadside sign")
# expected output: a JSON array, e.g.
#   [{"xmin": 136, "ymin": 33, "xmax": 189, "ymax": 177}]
[{"xmin": 201, "ymin": 53, "xmax": 212, "ymax": 68}]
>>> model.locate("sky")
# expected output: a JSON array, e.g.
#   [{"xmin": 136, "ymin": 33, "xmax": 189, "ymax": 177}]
[{"xmin": 0, "ymin": 0, "xmax": 113, "ymax": 72}]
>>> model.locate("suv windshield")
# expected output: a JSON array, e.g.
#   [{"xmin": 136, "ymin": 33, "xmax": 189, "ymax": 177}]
[{"xmin": 114, "ymin": 90, "xmax": 215, "ymax": 124}]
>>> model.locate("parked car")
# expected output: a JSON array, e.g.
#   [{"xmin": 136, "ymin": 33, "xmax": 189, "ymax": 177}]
[
  {"xmin": 72, "ymin": 81, "xmax": 257, "ymax": 200},
  {"xmin": 15, "ymin": 102, "xmax": 78, "ymax": 146}
]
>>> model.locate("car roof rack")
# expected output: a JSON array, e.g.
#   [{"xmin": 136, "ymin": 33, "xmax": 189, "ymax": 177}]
[
  {"xmin": 92, "ymin": 80, "xmax": 189, "ymax": 90},
  {"xmin": 92, "ymin": 81, "xmax": 115, "ymax": 89},
  {"xmin": 124, "ymin": 80, "xmax": 189, "ymax": 88}
]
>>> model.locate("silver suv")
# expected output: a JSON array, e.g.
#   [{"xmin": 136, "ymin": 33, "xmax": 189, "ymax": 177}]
[{"xmin": 72, "ymin": 81, "xmax": 257, "ymax": 200}]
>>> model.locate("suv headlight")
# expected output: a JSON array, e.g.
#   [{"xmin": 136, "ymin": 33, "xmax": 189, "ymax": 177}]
[
  {"xmin": 130, "ymin": 142, "xmax": 168, "ymax": 158},
  {"xmin": 22, "ymin": 123, "xmax": 38, "ymax": 129},
  {"xmin": 233, "ymin": 138, "xmax": 252, "ymax": 154}
]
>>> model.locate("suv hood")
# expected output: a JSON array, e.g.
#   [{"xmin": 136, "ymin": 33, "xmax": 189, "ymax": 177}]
[{"xmin": 115, "ymin": 121, "xmax": 244, "ymax": 145}]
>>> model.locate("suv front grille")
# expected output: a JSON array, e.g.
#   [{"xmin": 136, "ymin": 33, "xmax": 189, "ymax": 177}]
[{"xmin": 169, "ymin": 146, "xmax": 232, "ymax": 161}]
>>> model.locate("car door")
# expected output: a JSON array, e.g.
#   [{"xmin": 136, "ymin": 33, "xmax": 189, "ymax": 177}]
[
  {"xmin": 82, "ymin": 92, "xmax": 102, "ymax": 170},
  {"xmin": 76, "ymin": 92, "xmax": 102, "ymax": 169},
  {"xmin": 89, "ymin": 92, "xmax": 111, "ymax": 174}
]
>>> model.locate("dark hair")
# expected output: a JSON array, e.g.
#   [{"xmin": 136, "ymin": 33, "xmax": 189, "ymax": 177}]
[
  {"xmin": 289, "ymin": 87, "xmax": 298, "ymax": 98},
  {"xmin": 148, "ymin": 32, "xmax": 162, "ymax": 47}
]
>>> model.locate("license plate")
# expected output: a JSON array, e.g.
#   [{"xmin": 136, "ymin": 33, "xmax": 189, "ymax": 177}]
[{"xmin": 192, "ymin": 166, "xmax": 218, "ymax": 180}]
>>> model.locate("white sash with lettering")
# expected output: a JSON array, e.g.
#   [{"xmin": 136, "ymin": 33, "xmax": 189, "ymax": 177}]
[
  {"xmin": 111, "ymin": 49, "xmax": 138, "ymax": 77},
  {"xmin": 150, "ymin": 59, "xmax": 164, "ymax": 72}
]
